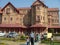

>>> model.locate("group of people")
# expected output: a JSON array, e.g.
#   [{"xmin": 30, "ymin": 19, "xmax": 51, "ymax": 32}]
[
  {"xmin": 26, "ymin": 32, "xmax": 42, "ymax": 45},
  {"xmin": 26, "ymin": 32, "xmax": 54, "ymax": 45}
]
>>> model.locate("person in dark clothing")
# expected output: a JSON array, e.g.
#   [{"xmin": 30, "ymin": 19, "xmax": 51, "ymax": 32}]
[
  {"xmin": 30, "ymin": 32, "xmax": 35, "ymax": 45},
  {"xmin": 30, "ymin": 37, "xmax": 34, "ymax": 45}
]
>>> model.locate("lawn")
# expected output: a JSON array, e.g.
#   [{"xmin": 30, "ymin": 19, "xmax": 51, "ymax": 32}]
[
  {"xmin": 47, "ymin": 42, "xmax": 60, "ymax": 45},
  {"xmin": 0, "ymin": 42, "xmax": 7, "ymax": 45},
  {"xmin": 41, "ymin": 39, "xmax": 60, "ymax": 45}
]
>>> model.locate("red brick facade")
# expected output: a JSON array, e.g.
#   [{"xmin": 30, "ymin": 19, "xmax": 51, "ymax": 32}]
[{"xmin": 0, "ymin": 0, "xmax": 59, "ymax": 34}]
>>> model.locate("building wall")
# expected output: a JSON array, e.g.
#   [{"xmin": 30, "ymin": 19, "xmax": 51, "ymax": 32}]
[
  {"xmin": 18, "ymin": 9, "xmax": 31, "ymax": 26},
  {"xmin": 2, "ymin": 4, "xmax": 31, "ymax": 26},
  {"xmin": 0, "ymin": 0, "xmax": 59, "ymax": 34},
  {"xmin": 48, "ymin": 10, "xmax": 59, "ymax": 26},
  {"xmin": 31, "ymin": 1, "xmax": 48, "ymax": 26},
  {"xmin": 0, "ymin": 0, "xmax": 59, "ymax": 28}
]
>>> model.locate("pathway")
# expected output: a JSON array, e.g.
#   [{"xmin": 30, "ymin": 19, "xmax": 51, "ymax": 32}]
[{"xmin": 1, "ymin": 40, "xmax": 46, "ymax": 45}]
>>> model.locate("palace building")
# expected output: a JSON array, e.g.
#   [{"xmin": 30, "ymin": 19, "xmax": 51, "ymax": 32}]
[{"xmin": 0, "ymin": 0, "xmax": 59, "ymax": 34}]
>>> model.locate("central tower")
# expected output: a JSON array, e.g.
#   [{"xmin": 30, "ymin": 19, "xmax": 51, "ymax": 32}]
[{"xmin": 31, "ymin": 0, "xmax": 48, "ymax": 25}]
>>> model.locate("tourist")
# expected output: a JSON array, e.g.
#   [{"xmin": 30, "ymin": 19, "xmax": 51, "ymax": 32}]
[
  {"xmin": 35, "ymin": 33, "xmax": 38, "ymax": 42},
  {"xmin": 41, "ymin": 34, "xmax": 44, "ymax": 40},
  {"xmin": 26, "ymin": 36, "xmax": 30, "ymax": 45},
  {"xmin": 38, "ymin": 33, "xmax": 41, "ymax": 44},
  {"xmin": 51, "ymin": 36, "xmax": 53, "ymax": 41},
  {"xmin": 30, "ymin": 31, "xmax": 35, "ymax": 45}
]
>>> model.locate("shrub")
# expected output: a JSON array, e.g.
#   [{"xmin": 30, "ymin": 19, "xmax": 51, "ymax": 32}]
[
  {"xmin": 53, "ymin": 33, "xmax": 60, "ymax": 36},
  {"xmin": 41, "ymin": 38, "xmax": 51, "ymax": 43},
  {"xmin": 41, "ymin": 38, "xmax": 60, "ymax": 43},
  {"xmin": 20, "ymin": 35, "xmax": 26, "ymax": 40}
]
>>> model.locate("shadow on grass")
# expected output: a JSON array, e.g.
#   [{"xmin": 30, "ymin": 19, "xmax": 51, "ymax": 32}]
[{"xmin": 20, "ymin": 44, "xmax": 26, "ymax": 45}]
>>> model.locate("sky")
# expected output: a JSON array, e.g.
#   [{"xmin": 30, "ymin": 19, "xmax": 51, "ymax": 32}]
[{"xmin": 0, "ymin": 0, "xmax": 60, "ymax": 9}]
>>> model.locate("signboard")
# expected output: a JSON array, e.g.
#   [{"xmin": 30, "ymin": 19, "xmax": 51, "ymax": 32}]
[{"xmin": 47, "ymin": 33, "xmax": 52, "ymax": 38}]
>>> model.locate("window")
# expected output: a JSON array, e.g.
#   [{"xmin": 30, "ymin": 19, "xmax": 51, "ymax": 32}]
[
  {"xmin": 43, "ymin": 17, "xmax": 45, "ymax": 20},
  {"xmin": 20, "ymin": 18, "xmax": 22, "ymax": 21},
  {"xmin": 52, "ymin": 19, "xmax": 54, "ymax": 23},
  {"xmin": 11, "ymin": 17, "xmax": 13, "ymax": 21},
  {"xmin": 57, "ymin": 20, "xmax": 59, "ymax": 23},
  {"xmin": 4, "ymin": 17, "xmax": 6, "ymax": 20},
  {"xmin": 16, "ymin": 17, "xmax": 19, "ymax": 20},
  {"xmin": 41, "ymin": 16, "xmax": 42, "ymax": 20},
  {"xmin": 48, "ymin": 18, "xmax": 50, "ymax": 23},
  {"xmin": 6, "ymin": 8, "xmax": 10, "ymax": 14},
  {"xmin": 36, "ymin": 16, "xmax": 40, "ymax": 22},
  {"xmin": 55, "ymin": 19, "xmax": 56, "ymax": 23},
  {"xmin": 37, "ymin": 6, "xmax": 40, "ymax": 10}
]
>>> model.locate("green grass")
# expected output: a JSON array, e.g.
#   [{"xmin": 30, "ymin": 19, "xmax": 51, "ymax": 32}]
[
  {"xmin": 47, "ymin": 42, "xmax": 60, "ymax": 45},
  {"xmin": 54, "ymin": 43, "xmax": 60, "ymax": 45},
  {"xmin": 0, "ymin": 37, "xmax": 26, "ymax": 42},
  {"xmin": 41, "ymin": 38, "xmax": 60, "ymax": 45},
  {"xmin": 0, "ymin": 43, "xmax": 7, "ymax": 45}
]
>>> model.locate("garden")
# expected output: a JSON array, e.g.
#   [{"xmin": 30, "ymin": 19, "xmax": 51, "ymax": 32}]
[
  {"xmin": 0, "ymin": 31, "xmax": 60, "ymax": 45},
  {"xmin": 41, "ymin": 33, "xmax": 60, "ymax": 45}
]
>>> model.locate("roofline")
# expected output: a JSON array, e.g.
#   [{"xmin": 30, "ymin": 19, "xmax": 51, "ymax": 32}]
[
  {"xmin": 1, "ymin": 2, "xmax": 19, "ymax": 13},
  {"xmin": 48, "ymin": 8, "xmax": 59, "ymax": 11},
  {"xmin": 31, "ymin": 0, "xmax": 48, "ymax": 8}
]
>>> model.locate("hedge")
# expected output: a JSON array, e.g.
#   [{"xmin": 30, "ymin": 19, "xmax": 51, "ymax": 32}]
[{"xmin": 53, "ymin": 33, "xmax": 60, "ymax": 36}]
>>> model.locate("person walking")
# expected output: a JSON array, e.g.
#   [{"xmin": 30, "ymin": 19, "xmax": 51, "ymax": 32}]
[
  {"xmin": 26, "ymin": 36, "xmax": 30, "ymax": 45},
  {"xmin": 38, "ymin": 33, "xmax": 41, "ymax": 44},
  {"xmin": 30, "ymin": 31, "xmax": 35, "ymax": 45}
]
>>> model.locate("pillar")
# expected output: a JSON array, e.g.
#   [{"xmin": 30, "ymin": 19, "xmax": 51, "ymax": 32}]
[
  {"xmin": 4, "ymin": 28, "xmax": 6, "ymax": 33},
  {"xmin": 19, "ymin": 28, "xmax": 21, "ymax": 34},
  {"xmin": 8, "ymin": 28, "xmax": 9, "ymax": 33}
]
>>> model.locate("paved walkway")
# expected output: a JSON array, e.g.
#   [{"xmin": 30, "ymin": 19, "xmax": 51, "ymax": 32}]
[{"xmin": 1, "ymin": 40, "xmax": 46, "ymax": 45}]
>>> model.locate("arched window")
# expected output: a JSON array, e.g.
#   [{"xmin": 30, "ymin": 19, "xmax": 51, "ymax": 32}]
[{"xmin": 6, "ymin": 8, "xmax": 10, "ymax": 14}]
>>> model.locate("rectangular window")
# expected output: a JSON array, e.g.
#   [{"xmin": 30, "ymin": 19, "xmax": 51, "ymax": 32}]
[
  {"xmin": 52, "ymin": 19, "xmax": 54, "ymax": 23},
  {"xmin": 43, "ymin": 16, "xmax": 45, "ymax": 20},
  {"xmin": 11, "ymin": 17, "xmax": 13, "ymax": 21},
  {"xmin": 36, "ymin": 16, "xmax": 40, "ymax": 23},
  {"xmin": 39, "ymin": 16, "xmax": 42, "ymax": 20},
  {"xmin": 4, "ymin": 17, "xmax": 6, "ymax": 20},
  {"xmin": 48, "ymin": 18, "xmax": 50, "ymax": 23}
]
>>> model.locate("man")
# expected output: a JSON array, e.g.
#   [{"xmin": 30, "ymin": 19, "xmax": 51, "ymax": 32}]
[{"xmin": 30, "ymin": 31, "xmax": 35, "ymax": 45}]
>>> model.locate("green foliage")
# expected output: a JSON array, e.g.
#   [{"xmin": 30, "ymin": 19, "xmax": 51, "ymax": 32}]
[
  {"xmin": 20, "ymin": 35, "xmax": 26, "ymax": 40},
  {"xmin": 49, "ymin": 28, "xmax": 54, "ymax": 33},
  {"xmin": 50, "ymin": 29, "xmax": 54, "ymax": 33},
  {"xmin": 0, "ymin": 38, "xmax": 14, "ymax": 41},
  {"xmin": 0, "ymin": 43, "xmax": 7, "ymax": 45},
  {"xmin": 53, "ymin": 33, "xmax": 60, "ymax": 36},
  {"xmin": 41, "ymin": 38, "xmax": 60, "ymax": 43},
  {"xmin": 0, "ymin": 36, "xmax": 26, "ymax": 42},
  {"xmin": 41, "ymin": 38, "xmax": 51, "ymax": 43}
]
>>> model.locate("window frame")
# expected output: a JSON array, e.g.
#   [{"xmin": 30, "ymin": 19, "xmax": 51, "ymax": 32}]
[{"xmin": 6, "ymin": 8, "xmax": 10, "ymax": 14}]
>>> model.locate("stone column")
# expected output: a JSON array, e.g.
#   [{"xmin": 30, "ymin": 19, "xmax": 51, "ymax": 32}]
[
  {"xmin": 4, "ymin": 30, "xmax": 6, "ymax": 33},
  {"xmin": 19, "ymin": 28, "xmax": 21, "ymax": 34},
  {"xmin": 8, "ymin": 28, "xmax": 10, "ymax": 33}
]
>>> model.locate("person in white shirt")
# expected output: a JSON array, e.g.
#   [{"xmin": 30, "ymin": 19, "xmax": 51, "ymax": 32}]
[{"xmin": 26, "ymin": 36, "xmax": 30, "ymax": 45}]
